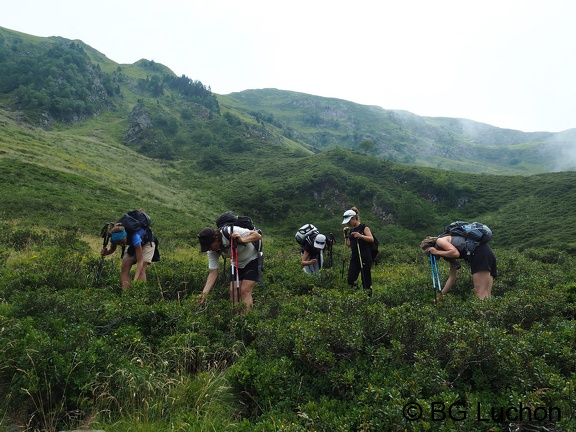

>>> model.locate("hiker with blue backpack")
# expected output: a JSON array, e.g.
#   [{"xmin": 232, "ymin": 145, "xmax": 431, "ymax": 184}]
[
  {"xmin": 197, "ymin": 216, "xmax": 262, "ymax": 313},
  {"xmin": 99, "ymin": 209, "xmax": 158, "ymax": 290},
  {"xmin": 342, "ymin": 207, "xmax": 375, "ymax": 296},
  {"xmin": 420, "ymin": 221, "xmax": 497, "ymax": 301}
]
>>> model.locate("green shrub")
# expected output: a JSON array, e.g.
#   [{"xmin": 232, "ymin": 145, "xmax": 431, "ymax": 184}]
[{"xmin": 2, "ymin": 229, "xmax": 576, "ymax": 431}]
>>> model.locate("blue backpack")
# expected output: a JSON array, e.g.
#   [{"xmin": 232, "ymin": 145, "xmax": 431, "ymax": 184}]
[{"xmin": 118, "ymin": 209, "xmax": 160, "ymax": 261}]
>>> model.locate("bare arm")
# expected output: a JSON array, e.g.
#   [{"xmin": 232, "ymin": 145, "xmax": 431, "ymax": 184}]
[
  {"xmin": 199, "ymin": 269, "xmax": 219, "ymax": 303},
  {"xmin": 301, "ymin": 249, "xmax": 317, "ymax": 266},
  {"xmin": 429, "ymin": 236, "xmax": 460, "ymax": 259},
  {"xmin": 343, "ymin": 227, "xmax": 351, "ymax": 248},
  {"xmin": 442, "ymin": 261, "xmax": 459, "ymax": 295},
  {"xmin": 101, "ymin": 242, "xmax": 117, "ymax": 256},
  {"xmin": 133, "ymin": 243, "xmax": 146, "ymax": 281},
  {"xmin": 232, "ymin": 229, "xmax": 262, "ymax": 244}
]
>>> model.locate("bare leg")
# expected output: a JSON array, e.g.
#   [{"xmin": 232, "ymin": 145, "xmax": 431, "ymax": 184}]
[
  {"xmin": 472, "ymin": 271, "xmax": 493, "ymax": 299},
  {"xmin": 229, "ymin": 280, "xmax": 255, "ymax": 313},
  {"xmin": 121, "ymin": 260, "xmax": 133, "ymax": 290},
  {"xmin": 239, "ymin": 280, "xmax": 256, "ymax": 313}
]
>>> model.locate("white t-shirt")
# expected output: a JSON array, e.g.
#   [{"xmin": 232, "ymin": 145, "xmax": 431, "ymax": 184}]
[{"xmin": 207, "ymin": 226, "xmax": 258, "ymax": 269}]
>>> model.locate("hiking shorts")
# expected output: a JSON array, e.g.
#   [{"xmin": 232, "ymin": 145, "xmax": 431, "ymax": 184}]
[
  {"xmin": 122, "ymin": 242, "xmax": 155, "ymax": 264},
  {"xmin": 470, "ymin": 243, "xmax": 497, "ymax": 278},
  {"xmin": 231, "ymin": 257, "xmax": 259, "ymax": 282}
]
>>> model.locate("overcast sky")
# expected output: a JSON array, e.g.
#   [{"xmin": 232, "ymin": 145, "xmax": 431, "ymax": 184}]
[{"xmin": 3, "ymin": 0, "xmax": 575, "ymax": 132}]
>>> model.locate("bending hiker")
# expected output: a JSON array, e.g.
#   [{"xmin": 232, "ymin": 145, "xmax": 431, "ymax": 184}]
[
  {"xmin": 100, "ymin": 223, "xmax": 156, "ymax": 290},
  {"xmin": 301, "ymin": 233, "xmax": 327, "ymax": 275},
  {"xmin": 420, "ymin": 232, "xmax": 497, "ymax": 300},
  {"xmin": 342, "ymin": 207, "xmax": 374, "ymax": 295},
  {"xmin": 197, "ymin": 225, "xmax": 262, "ymax": 313}
]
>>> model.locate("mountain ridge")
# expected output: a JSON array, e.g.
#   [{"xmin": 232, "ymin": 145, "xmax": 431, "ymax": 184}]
[
  {"xmin": 3, "ymin": 24, "xmax": 576, "ymax": 174},
  {"xmin": 221, "ymin": 88, "xmax": 576, "ymax": 173},
  {"xmin": 3, "ymin": 26, "xmax": 576, "ymax": 254}
]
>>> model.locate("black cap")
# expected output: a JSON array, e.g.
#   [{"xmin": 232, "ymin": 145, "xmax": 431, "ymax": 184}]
[{"xmin": 198, "ymin": 227, "xmax": 216, "ymax": 252}]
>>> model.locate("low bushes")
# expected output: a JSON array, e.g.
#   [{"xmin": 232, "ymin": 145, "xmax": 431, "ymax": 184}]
[{"xmin": 1, "ymin": 227, "xmax": 576, "ymax": 431}]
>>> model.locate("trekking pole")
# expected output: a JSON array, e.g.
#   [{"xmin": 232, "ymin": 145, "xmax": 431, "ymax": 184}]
[
  {"xmin": 430, "ymin": 254, "xmax": 436, "ymax": 303},
  {"xmin": 434, "ymin": 256, "xmax": 441, "ymax": 292},
  {"xmin": 327, "ymin": 233, "xmax": 335, "ymax": 269},
  {"xmin": 342, "ymin": 229, "xmax": 348, "ymax": 280},
  {"xmin": 230, "ymin": 237, "xmax": 240, "ymax": 305},
  {"xmin": 430, "ymin": 254, "xmax": 442, "ymax": 303},
  {"xmin": 93, "ymin": 222, "xmax": 113, "ymax": 285},
  {"xmin": 357, "ymin": 241, "xmax": 367, "ymax": 293}
]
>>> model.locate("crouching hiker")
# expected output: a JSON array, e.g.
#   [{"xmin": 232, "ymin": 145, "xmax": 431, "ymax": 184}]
[
  {"xmin": 197, "ymin": 225, "xmax": 262, "ymax": 313},
  {"xmin": 100, "ymin": 224, "xmax": 156, "ymax": 290},
  {"xmin": 301, "ymin": 233, "xmax": 327, "ymax": 275},
  {"xmin": 295, "ymin": 224, "xmax": 327, "ymax": 276},
  {"xmin": 421, "ymin": 230, "xmax": 497, "ymax": 301},
  {"xmin": 100, "ymin": 209, "xmax": 158, "ymax": 290}
]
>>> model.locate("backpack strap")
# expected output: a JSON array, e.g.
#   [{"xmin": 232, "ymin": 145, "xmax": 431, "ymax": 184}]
[{"xmin": 220, "ymin": 225, "xmax": 233, "ymax": 241}]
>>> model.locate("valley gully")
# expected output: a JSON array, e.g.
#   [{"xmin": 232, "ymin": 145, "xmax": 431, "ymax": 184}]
[{"xmin": 402, "ymin": 401, "xmax": 561, "ymax": 422}]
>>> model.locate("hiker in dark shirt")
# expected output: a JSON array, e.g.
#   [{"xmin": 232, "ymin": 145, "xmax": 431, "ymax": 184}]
[
  {"xmin": 342, "ymin": 207, "xmax": 374, "ymax": 295},
  {"xmin": 421, "ymin": 234, "xmax": 497, "ymax": 300}
]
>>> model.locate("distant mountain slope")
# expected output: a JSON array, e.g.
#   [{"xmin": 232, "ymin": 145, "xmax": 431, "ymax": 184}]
[
  {"xmin": 4, "ymin": 26, "xmax": 576, "ymax": 254},
  {"xmin": 222, "ymin": 88, "xmax": 576, "ymax": 174},
  {"xmin": 2, "ymin": 25, "xmax": 576, "ymax": 175}
]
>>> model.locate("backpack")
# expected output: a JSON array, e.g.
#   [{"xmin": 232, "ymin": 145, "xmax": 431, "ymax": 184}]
[
  {"xmin": 118, "ymin": 209, "xmax": 160, "ymax": 261},
  {"xmin": 440, "ymin": 221, "xmax": 492, "ymax": 256},
  {"xmin": 215, "ymin": 211, "xmax": 263, "ymax": 284},
  {"xmin": 216, "ymin": 211, "xmax": 256, "ymax": 231},
  {"xmin": 371, "ymin": 235, "xmax": 380, "ymax": 264},
  {"xmin": 119, "ymin": 209, "xmax": 151, "ymax": 233},
  {"xmin": 359, "ymin": 223, "xmax": 380, "ymax": 264},
  {"xmin": 295, "ymin": 224, "xmax": 319, "ymax": 249}
]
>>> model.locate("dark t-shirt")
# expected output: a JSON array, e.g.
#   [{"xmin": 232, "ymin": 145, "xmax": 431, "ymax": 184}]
[{"xmin": 348, "ymin": 224, "xmax": 372, "ymax": 264}]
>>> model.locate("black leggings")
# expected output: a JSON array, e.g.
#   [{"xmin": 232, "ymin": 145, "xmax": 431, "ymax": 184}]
[{"xmin": 347, "ymin": 252, "xmax": 372, "ymax": 289}]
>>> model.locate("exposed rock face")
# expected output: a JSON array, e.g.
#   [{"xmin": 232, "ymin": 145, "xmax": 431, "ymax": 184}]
[{"xmin": 124, "ymin": 103, "xmax": 153, "ymax": 143}]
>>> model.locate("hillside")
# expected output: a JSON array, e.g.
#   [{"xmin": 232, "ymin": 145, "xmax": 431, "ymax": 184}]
[
  {"xmin": 3, "ymin": 26, "xmax": 576, "ymax": 432},
  {"xmin": 221, "ymin": 88, "xmax": 576, "ymax": 174},
  {"xmin": 3, "ymin": 25, "xmax": 576, "ymax": 179},
  {"xmin": 2, "ymin": 26, "xmax": 576, "ymax": 253}
]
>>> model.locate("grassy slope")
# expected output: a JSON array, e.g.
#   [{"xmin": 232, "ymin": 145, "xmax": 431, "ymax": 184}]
[
  {"xmin": 2, "ymin": 26, "xmax": 576, "ymax": 254},
  {"xmin": 0, "ymin": 104, "xmax": 219, "ymax": 240},
  {"xmin": 3, "ymin": 27, "xmax": 576, "ymax": 432},
  {"xmin": 4, "ymin": 100, "xmax": 576, "ymax": 254},
  {"xmin": 223, "ymin": 88, "xmax": 569, "ymax": 174}
]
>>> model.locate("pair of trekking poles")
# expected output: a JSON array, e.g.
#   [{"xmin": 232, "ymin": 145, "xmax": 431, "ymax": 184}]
[
  {"xmin": 230, "ymin": 237, "xmax": 241, "ymax": 305},
  {"xmin": 93, "ymin": 222, "xmax": 114, "ymax": 285},
  {"xmin": 430, "ymin": 254, "xmax": 442, "ymax": 303}
]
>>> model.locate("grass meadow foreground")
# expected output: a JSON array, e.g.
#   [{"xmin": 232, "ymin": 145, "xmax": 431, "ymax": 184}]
[{"xmin": 0, "ymin": 224, "xmax": 575, "ymax": 431}]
